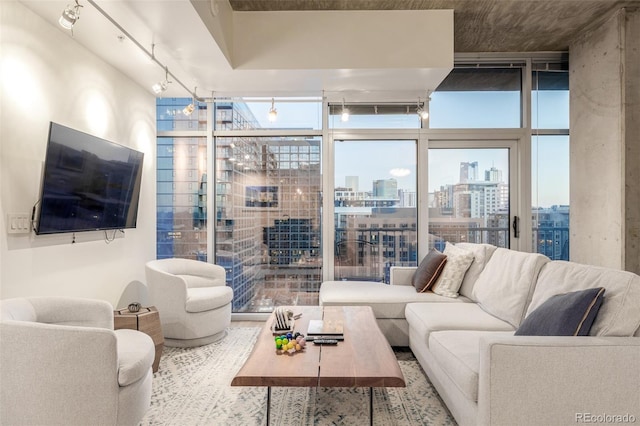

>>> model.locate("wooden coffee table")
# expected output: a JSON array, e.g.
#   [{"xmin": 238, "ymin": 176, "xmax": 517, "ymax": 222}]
[{"xmin": 231, "ymin": 305, "xmax": 405, "ymax": 425}]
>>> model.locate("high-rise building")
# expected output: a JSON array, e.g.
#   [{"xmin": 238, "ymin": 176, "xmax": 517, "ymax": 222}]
[
  {"xmin": 345, "ymin": 176, "xmax": 359, "ymax": 191},
  {"xmin": 335, "ymin": 209, "xmax": 417, "ymax": 281},
  {"xmin": 460, "ymin": 161, "xmax": 479, "ymax": 182},
  {"xmin": 215, "ymin": 134, "xmax": 322, "ymax": 311},
  {"xmin": 429, "ymin": 163, "xmax": 510, "ymax": 248},
  {"xmin": 156, "ymin": 98, "xmax": 208, "ymax": 261},
  {"xmin": 485, "ymin": 166, "xmax": 503, "ymax": 182},
  {"xmin": 532, "ymin": 205, "xmax": 570, "ymax": 260},
  {"xmin": 373, "ymin": 178, "xmax": 398, "ymax": 199},
  {"xmin": 399, "ymin": 190, "xmax": 417, "ymax": 207}
]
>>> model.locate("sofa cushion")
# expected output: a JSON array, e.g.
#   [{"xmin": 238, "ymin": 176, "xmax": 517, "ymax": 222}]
[
  {"xmin": 433, "ymin": 242, "xmax": 475, "ymax": 298},
  {"xmin": 320, "ymin": 281, "xmax": 469, "ymax": 319},
  {"xmin": 115, "ymin": 329, "xmax": 154, "ymax": 386},
  {"xmin": 186, "ymin": 286, "xmax": 233, "ymax": 313},
  {"xmin": 412, "ymin": 248, "xmax": 448, "ymax": 292},
  {"xmin": 516, "ymin": 287, "xmax": 605, "ymax": 336},
  {"xmin": 429, "ymin": 330, "xmax": 514, "ymax": 402},
  {"xmin": 529, "ymin": 261, "xmax": 640, "ymax": 336},
  {"xmin": 472, "ymin": 248, "xmax": 550, "ymax": 328},
  {"xmin": 405, "ymin": 303, "xmax": 514, "ymax": 346},
  {"xmin": 455, "ymin": 243, "xmax": 498, "ymax": 300}
]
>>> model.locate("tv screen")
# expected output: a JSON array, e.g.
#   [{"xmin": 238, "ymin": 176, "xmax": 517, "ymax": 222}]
[{"xmin": 35, "ymin": 122, "xmax": 144, "ymax": 235}]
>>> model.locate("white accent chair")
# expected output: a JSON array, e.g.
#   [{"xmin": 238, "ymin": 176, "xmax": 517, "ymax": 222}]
[
  {"xmin": 0, "ymin": 297, "xmax": 154, "ymax": 426},
  {"xmin": 145, "ymin": 258, "xmax": 233, "ymax": 347}
]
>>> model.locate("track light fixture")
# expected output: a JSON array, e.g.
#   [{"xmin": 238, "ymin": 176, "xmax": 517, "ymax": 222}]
[
  {"xmin": 416, "ymin": 92, "xmax": 431, "ymax": 120},
  {"xmin": 341, "ymin": 98, "xmax": 350, "ymax": 122},
  {"xmin": 151, "ymin": 81, "xmax": 167, "ymax": 94},
  {"xmin": 152, "ymin": 67, "xmax": 171, "ymax": 94},
  {"xmin": 183, "ymin": 87, "xmax": 197, "ymax": 116},
  {"xmin": 416, "ymin": 103, "xmax": 429, "ymax": 120},
  {"xmin": 268, "ymin": 98, "xmax": 278, "ymax": 122},
  {"xmin": 183, "ymin": 103, "xmax": 195, "ymax": 115},
  {"xmin": 59, "ymin": 0, "xmax": 83, "ymax": 31}
]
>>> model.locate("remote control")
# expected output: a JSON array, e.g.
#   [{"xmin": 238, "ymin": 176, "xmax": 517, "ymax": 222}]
[
  {"xmin": 307, "ymin": 335, "xmax": 344, "ymax": 341},
  {"xmin": 313, "ymin": 339, "xmax": 338, "ymax": 345}
]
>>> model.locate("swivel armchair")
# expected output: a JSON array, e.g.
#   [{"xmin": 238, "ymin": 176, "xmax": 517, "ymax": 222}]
[
  {"xmin": 145, "ymin": 258, "xmax": 233, "ymax": 347},
  {"xmin": 0, "ymin": 297, "xmax": 154, "ymax": 426}
]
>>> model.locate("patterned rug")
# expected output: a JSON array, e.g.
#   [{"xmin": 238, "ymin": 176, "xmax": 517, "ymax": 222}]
[{"xmin": 140, "ymin": 327, "xmax": 457, "ymax": 426}]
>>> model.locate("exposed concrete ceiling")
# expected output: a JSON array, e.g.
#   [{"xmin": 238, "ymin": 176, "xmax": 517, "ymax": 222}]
[
  {"xmin": 229, "ymin": 0, "xmax": 640, "ymax": 52},
  {"xmin": 17, "ymin": 0, "xmax": 639, "ymax": 100}
]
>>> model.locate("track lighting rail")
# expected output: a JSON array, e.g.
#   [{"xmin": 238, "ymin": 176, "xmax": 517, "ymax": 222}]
[{"xmin": 85, "ymin": 0, "xmax": 202, "ymax": 101}]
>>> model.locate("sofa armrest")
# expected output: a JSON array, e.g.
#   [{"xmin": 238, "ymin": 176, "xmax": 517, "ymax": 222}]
[
  {"xmin": 477, "ymin": 335, "xmax": 640, "ymax": 426},
  {"xmin": 185, "ymin": 262, "xmax": 226, "ymax": 282},
  {"xmin": 0, "ymin": 320, "xmax": 119, "ymax": 423},
  {"xmin": 389, "ymin": 266, "xmax": 416, "ymax": 286}
]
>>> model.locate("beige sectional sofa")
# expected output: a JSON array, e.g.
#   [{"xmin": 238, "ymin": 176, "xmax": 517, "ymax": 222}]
[{"xmin": 320, "ymin": 243, "xmax": 640, "ymax": 426}]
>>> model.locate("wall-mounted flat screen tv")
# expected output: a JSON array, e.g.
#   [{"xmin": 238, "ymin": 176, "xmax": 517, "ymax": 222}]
[{"xmin": 35, "ymin": 122, "xmax": 144, "ymax": 235}]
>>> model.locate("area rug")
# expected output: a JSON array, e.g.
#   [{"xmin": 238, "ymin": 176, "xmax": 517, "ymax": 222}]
[{"xmin": 140, "ymin": 327, "xmax": 457, "ymax": 425}]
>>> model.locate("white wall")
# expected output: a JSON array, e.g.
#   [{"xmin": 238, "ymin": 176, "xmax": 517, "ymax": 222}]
[
  {"xmin": 233, "ymin": 10, "xmax": 453, "ymax": 70},
  {"xmin": 0, "ymin": 2, "xmax": 156, "ymax": 306}
]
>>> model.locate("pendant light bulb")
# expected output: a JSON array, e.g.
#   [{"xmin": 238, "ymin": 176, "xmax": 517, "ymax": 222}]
[
  {"xmin": 341, "ymin": 98, "xmax": 350, "ymax": 122},
  {"xmin": 268, "ymin": 98, "xmax": 277, "ymax": 122}
]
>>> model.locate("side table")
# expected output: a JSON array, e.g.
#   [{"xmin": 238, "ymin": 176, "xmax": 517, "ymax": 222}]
[{"xmin": 114, "ymin": 306, "xmax": 164, "ymax": 373}]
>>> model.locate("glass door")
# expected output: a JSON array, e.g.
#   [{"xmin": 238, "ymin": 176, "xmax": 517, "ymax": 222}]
[{"xmin": 427, "ymin": 144, "xmax": 515, "ymax": 250}]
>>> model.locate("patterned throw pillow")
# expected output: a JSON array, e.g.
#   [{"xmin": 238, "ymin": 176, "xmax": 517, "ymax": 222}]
[
  {"xmin": 412, "ymin": 248, "xmax": 447, "ymax": 293},
  {"xmin": 432, "ymin": 242, "xmax": 475, "ymax": 298}
]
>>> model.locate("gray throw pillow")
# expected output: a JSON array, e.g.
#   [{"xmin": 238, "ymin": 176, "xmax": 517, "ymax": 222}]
[
  {"xmin": 412, "ymin": 248, "xmax": 447, "ymax": 293},
  {"xmin": 515, "ymin": 287, "xmax": 605, "ymax": 336}
]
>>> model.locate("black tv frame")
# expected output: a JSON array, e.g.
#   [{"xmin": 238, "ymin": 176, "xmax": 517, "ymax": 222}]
[{"xmin": 35, "ymin": 122, "xmax": 144, "ymax": 235}]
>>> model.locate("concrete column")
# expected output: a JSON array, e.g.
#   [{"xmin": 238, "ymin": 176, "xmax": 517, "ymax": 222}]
[
  {"xmin": 569, "ymin": 7, "xmax": 640, "ymax": 273},
  {"xmin": 623, "ymin": 9, "xmax": 640, "ymax": 274}
]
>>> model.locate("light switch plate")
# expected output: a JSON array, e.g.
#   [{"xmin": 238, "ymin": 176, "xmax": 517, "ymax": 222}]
[{"xmin": 7, "ymin": 213, "xmax": 31, "ymax": 234}]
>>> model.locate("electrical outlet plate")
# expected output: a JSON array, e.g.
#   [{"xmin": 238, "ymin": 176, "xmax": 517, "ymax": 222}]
[{"xmin": 7, "ymin": 213, "xmax": 31, "ymax": 234}]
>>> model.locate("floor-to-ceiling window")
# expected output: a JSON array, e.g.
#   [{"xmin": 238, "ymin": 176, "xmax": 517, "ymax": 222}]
[
  {"xmin": 531, "ymin": 64, "xmax": 570, "ymax": 260},
  {"xmin": 156, "ymin": 98, "xmax": 208, "ymax": 260},
  {"xmin": 327, "ymin": 103, "xmax": 422, "ymax": 283},
  {"xmin": 215, "ymin": 135, "xmax": 322, "ymax": 311},
  {"xmin": 155, "ymin": 55, "xmax": 569, "ymax": 314},
  {"xmin": 427, "ymin": 66, "xmax": 522, "ymax": 251},
  {"xmin": 213, "ymin": 99, "xmax": 323, "ymax": 312}
]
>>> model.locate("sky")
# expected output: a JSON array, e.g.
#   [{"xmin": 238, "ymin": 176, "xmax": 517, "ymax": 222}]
[{"xmin": 334, "ymin": 140, "xmax": 417, "ymax": 192}]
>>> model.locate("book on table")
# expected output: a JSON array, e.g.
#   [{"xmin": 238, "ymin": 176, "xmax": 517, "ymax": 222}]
[{"xmin": 307, "ymin": 319, "xmax": 344, "ymax": 336}]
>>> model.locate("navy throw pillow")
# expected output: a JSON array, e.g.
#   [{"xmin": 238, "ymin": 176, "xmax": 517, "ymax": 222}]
[{"xmin": 515, "ymin": 287, "xmax": 605, "ymax": 336}]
